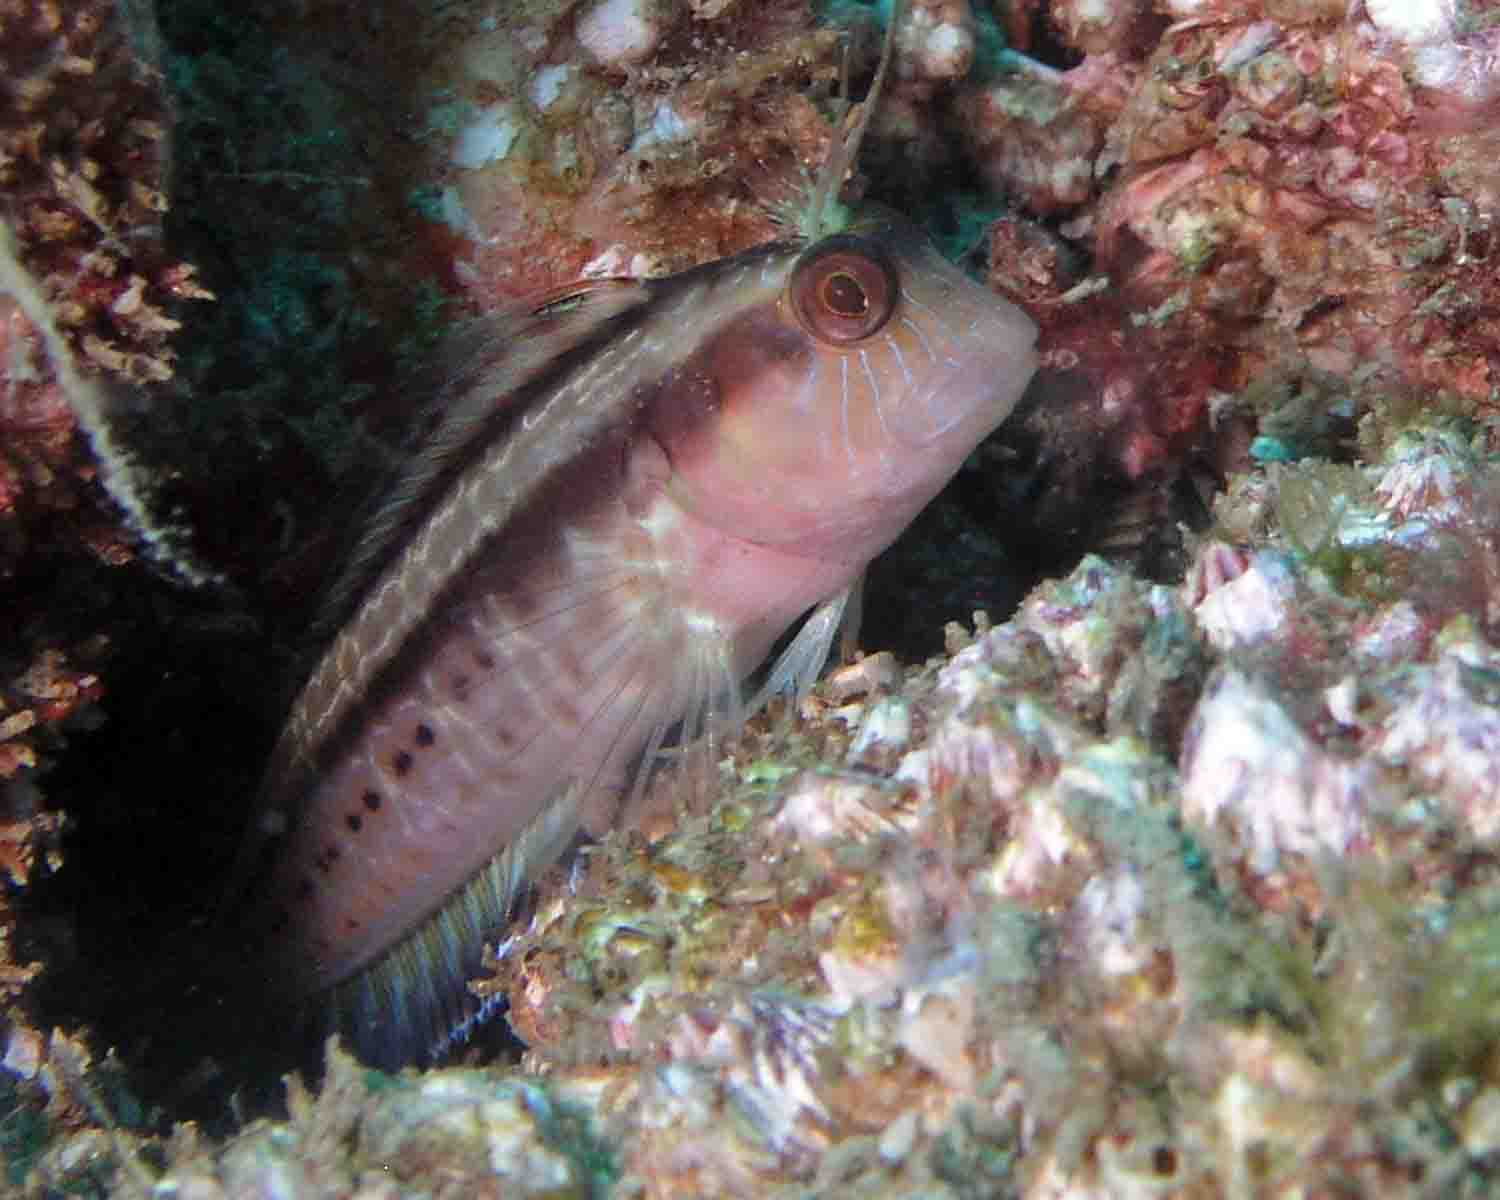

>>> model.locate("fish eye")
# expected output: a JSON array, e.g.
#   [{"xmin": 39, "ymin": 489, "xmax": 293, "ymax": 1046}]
[{"xmin": 790, "ymin": 236, "xmax": 897, "ymax": 345}]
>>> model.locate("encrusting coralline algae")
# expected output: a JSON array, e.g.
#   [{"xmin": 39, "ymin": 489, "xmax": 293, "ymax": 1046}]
[{"xmin": 22, "ymin": 421, "xmax": 1500, "ymax": 1195}]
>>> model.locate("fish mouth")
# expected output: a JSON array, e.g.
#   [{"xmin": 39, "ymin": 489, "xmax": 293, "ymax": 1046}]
[
  {"xmin": 866, "ymin": 252, "xmax": 1039, "ymax": 457},
  {"xmin": 885, "ymin": 352, "xmax": 1028, "ymax": 453}
]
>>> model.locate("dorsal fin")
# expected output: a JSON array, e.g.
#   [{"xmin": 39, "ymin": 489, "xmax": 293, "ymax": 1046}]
[{"xmin": 310, "ymin": 279, "xmax": 653, "ymax": 648}]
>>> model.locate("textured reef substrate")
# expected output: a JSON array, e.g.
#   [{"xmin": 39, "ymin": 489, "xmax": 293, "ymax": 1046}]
[{"xmin": 26, "ymin": 431, "xmax": 1500, "ymax": 1195}]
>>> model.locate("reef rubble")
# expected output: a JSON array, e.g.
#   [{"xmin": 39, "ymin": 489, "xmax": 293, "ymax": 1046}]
[{"xmin": 23, "ymin": 425, "xmax": 1500, "ymax": 1195}]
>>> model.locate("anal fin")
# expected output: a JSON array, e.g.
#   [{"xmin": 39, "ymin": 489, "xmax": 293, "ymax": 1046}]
[{"xmin": 331, "ymin": 777, "xmax": 590, "ymax": 1070}]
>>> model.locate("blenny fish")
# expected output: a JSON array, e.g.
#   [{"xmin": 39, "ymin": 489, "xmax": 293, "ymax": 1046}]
[{"xmin": 232, "ymin": 39, "xmax": 1037, "ymax": 1072}]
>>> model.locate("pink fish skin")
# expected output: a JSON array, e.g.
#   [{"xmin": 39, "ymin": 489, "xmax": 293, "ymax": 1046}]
[{"xmin": 234, "ymin": 211, "xmax": 1037, "ymax": 1062}]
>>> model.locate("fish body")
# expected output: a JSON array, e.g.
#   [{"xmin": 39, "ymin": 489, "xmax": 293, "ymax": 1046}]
[{"xmin": 236, "ymin": 212, "xmax": 1037, "ymax": 1064}]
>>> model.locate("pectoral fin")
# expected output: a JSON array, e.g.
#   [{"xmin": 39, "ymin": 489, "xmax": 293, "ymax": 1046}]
[{"xmin": 748, "ymin": 580, "xmax": 859, "ymax": 713}]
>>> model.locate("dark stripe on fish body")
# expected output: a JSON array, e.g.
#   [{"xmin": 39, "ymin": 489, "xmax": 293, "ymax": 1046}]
[
  {"xmin": 256, "ymin": 247, "xmax": 792, "ymax": 811},
  {"xmin": 229, "ymin": 248, "xmax": 802, "ymax": 1049}
]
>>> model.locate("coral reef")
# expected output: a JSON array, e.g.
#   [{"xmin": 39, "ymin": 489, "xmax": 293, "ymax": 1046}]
[
  {"xmin": 401, "ymin": 0, "xmax": 846, "ymax": 303},
  {"xmin": 9, "ymin": 0, "xmax": 1500, "ymax": 1196},
  {"xmin": 0, "ymin": 0, "xmax": 214, "ymax": 583},
  {"xmin": 0, "ymin": 0, "xmax": 214, "ymax": 1135},
  {"xmin": 28, "ymin": 418, "xmax": 1500, "ymax": 1195},
  {"xmin": 963, "ymin": 0, "xmax": 1500, "ymax": 589}
]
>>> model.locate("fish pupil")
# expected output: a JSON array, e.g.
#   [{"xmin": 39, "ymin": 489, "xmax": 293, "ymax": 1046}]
[{"xmin": 822, "ymin": 271, "xmax": 868, "ymax": 317}]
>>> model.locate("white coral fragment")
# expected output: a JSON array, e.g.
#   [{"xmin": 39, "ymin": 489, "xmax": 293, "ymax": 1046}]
[
  {"xmin": 1071, "ymin": 867, "xmax": 1151, "ymax": 977},
  {"xmin": 772, "ymin": 771, "xmax": 901, "ymax": 846},
  {"xmin": 1374, "ymin": 626, "xmax": 1500, "ymax": 842},
  {"xmin": 898, "ymin": 976, "xmax": 976, "ymax": 1089},
  {"xmin": 576, "ymin": 0, "xmax": 674, "ymax": 68},
  {"xmin": 1374, "ymin": 430, "xmax": 1472, "ymax": 522},
  {"xmin": 1190, "ymin": 551, "xmax": 1296, "ymax": 651},
  {"xmin": 451, "ymin": 104, "xmax": 520, "ymax": 169},
  {"xmin": 1365, "ymin": 0, "xmax": 1456, "ymax": 46},
  {"xmin": 1180, "ymin": 669, "xmax": 1375, "ymax": 874},
  {"xmin": 897, "ymin": 0, "xmax": 976, "ymax": 82},
  {"xmin": 846, "ymin": 697, "xmax": 911, "ymax": 762}
]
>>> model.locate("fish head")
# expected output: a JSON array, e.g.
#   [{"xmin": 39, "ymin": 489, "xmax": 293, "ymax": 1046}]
[{"xmin": 654, "ymin": 212, "xmax": 1039, "ymax": 560}]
